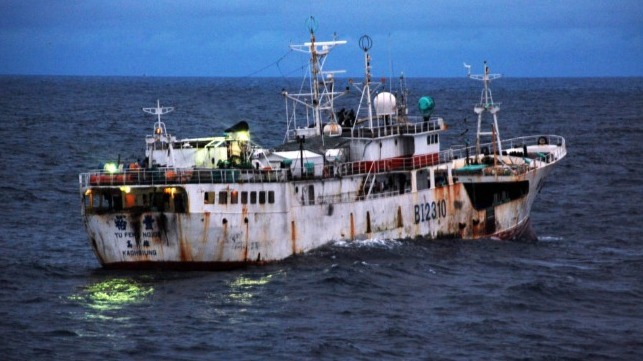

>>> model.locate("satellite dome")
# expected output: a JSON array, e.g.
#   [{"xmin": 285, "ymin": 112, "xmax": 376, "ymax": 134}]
[
  {"xmin": 418, "ymin": 96, "xmax": 435, "ymax": 117},
  {"xmin": 374, "ymin": 92, "xmax": 396, "ymax": 116}
]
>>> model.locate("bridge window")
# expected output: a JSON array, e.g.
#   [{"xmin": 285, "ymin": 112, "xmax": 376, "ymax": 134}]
[
  {"xmin": 241, "ymin": 191, "xmax": 248, "ymax": 204},
  {"xmin": 416, "ymin": 170, "xmax": 430, "ymax": 191},
  {"xmin": 308, "ymin": 185, "xmax": 315, "ymax": 205},
  {"xmin": 434, "ymin": 170, "xmax": 448, "ymax": 188},
  {"xmin": 427, "ymin": 134, "xmax": 439, "ymax": 145},
  {"xmin": 204, "ymin": 191, "xmax": 215, "ymax": 204},
  {"xmin": 250, "ymin": 191, "xmax": 257, "ymax": 204},
  {"xmin": 218, "ymin": 191, "xmax": 227, "ymax": 205},
  {"xmin": 84, "ymin": 187, "xmax": 188, "ymax": 214}
]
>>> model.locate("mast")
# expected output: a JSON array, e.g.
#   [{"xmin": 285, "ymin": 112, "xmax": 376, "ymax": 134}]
[
  {"xmin": 143, "ymin": 100, "xmax": 175, "ymax": 167},
  {"xmin": 466, "ymin": 61, "xmax": 502, "ymax": 163},
  {"xmin": 284, "ymin": 16, "xmax": 347, "ymax": 140},
  {"xmin": 360, "ymin": 35, "xmax": 374, "ymax": 130},
  {"xmin": 143, "ymin": 99, "xmax": 174, "ymax": 137},
  {"xmin": 308, "ymin": 17, "xmax": 322, "ymax": 136},
  {"xmin": 348, "ymin": 35, "xmax": 387, "ymax": 131}
]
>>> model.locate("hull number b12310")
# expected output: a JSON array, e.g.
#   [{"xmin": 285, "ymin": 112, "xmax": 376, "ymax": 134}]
[{"xmin": 414, "ymin": 200, "xmax": 447, "ymax": 223}]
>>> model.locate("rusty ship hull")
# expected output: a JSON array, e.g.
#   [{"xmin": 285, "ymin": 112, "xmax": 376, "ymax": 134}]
[{"xmin": 81, "ymin": 137, "xmax": 564, "ymax": 269}]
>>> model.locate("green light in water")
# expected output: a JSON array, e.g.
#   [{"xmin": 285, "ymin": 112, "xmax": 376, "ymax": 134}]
[
  {"xmin": 69, "ymin": 278, "xmax": 154, "ymax": 312},
  {"xmin": 224, "ymin": 274, "xmax": 274, "ymax": 305},
  {"xmin": 230, "ymin": 274, "xmax": 272, "ymax": 288}
]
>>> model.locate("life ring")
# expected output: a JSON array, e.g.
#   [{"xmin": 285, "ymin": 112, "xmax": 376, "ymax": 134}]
[{"xmin": 538, "ymin": 136, "xmax": 548, "ymax": 145}]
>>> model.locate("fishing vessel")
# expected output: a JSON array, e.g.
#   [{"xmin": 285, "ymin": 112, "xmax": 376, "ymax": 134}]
[{"xmin": 79, "ymin": 19, "xmax": 566, "ymax": 269}]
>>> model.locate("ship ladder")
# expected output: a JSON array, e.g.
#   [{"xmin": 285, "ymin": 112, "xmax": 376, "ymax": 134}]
[{"xmin": 363, "ymin": 162, "xmax": 378, "ymax": 200}]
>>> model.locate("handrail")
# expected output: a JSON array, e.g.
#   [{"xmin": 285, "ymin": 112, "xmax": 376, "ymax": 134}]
[
  {"xmin": 79, "ymin": 134, "xmax": 566, "ymax": 188},
  {"xmin": 286, "ymin": 117, "xmax": 444, "ymax": 141},
  {"xmin": 346, "ymin": 117, "xmax": 444, "ymax": 139},
  {"xmin": 79, "ymin": 168, "xmax": 289, "ymax": 188}
]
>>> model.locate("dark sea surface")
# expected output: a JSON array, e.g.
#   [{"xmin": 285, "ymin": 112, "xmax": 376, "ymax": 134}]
[{"xmin": 0, "ymin": 75, "xmax": 642, "ymax": 360}]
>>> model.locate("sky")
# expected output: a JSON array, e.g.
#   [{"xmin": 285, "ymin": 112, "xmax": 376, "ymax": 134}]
[{"xmin": 1, "ymin": 0, "xmax": 641, "ymax": 78}]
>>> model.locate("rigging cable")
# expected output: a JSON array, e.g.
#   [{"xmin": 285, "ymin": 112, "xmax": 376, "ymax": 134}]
[{"xmin": 243, "ymin": 49, "xmax": 294, "ymax": 78}]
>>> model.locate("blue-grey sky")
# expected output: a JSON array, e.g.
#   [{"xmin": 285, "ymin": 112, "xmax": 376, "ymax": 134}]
[{"xmin": 1, "ymin": 0, "xmax": 641, "ymax": 78}]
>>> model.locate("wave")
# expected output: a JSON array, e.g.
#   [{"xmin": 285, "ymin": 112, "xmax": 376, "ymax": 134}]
[
  {"xmin": 537, "ymin": 235, "xmax": 565, "ymax": 242},
  {"xmin": 331, "ymin": 238, "xmax": 403, "ymax": 250}
]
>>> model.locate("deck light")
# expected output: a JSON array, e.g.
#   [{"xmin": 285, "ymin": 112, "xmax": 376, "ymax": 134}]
[{"xmin": 104, "ymin": 162, "xmax": 118, "ymax": 173}]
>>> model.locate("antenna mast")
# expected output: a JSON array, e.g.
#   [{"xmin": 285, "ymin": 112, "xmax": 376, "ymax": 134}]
[
  {"xmin": 466, "ymin": 61, "xmax": 503, "ymax": 163},
  {"xmin": 360, "ymin": 35, "xmax": 374, "ymax": 129},
  {"xmin": 143, "ymin": 99, "xmax": 174, "ymax": 137},
  {"xmin": 284, "ymin": 16, "xmax": 347, "ymax": 140}
]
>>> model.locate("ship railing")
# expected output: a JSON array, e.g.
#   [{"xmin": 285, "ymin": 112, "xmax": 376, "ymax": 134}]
[
  {"xmin": 445, "ymin": 134, "xmax": 566, "ymax": 172},
  {"xmin": 289, "ymin": 134, "xmax": 565, "ymax": 178},
  {"xmin": 333, "ymin": 134, "xmax": 565, "ymax": 177},
  {"xmin": 285, "ymin": 117, "xmax": 445, "ymax": 141},
  {"xmin": 492, "ymin": 134, "xmax": 566, "ymax": 165},
  {"xmin": 79, "ymin": 167, "xmax": 292, "ymax": 188},
  {"xmin": 79, "ymin": 135, "xmax": 566, "ymax": 188},
  {"xmin": 341, "ymin": 117, "xmax": 444, "ymax": 138}
]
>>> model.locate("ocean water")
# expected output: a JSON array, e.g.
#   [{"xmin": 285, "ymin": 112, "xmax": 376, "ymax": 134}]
[{"xmin": 0, "ymin": 75, "xmax": 642, "ymax": 360}]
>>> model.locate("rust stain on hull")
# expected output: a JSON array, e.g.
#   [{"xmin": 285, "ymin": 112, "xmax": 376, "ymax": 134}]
[
  {"xmin": 291, "ymin": 220, "xmax": 297, "ymax": 254},
  {"xmin": 433, "ymin": 182, "xmax": 465, "ymax": 238},
  {"xmin": 242, "ymin": 206, "xmax": 250, "ymax": 261},
  {"xmin": 202, "ymin": 212, "xmax": 210, "ymax": 245},
  {"xmin": 492, "ymin": 217, "xmax": 536, "ymax": 241},
  {"xmin": 199, "ymin": 212, "xmax": 210, "ymax": 261},
  {"xmin": 177, "ymin": 215, "xmax": 192, "ymax": 262}
]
